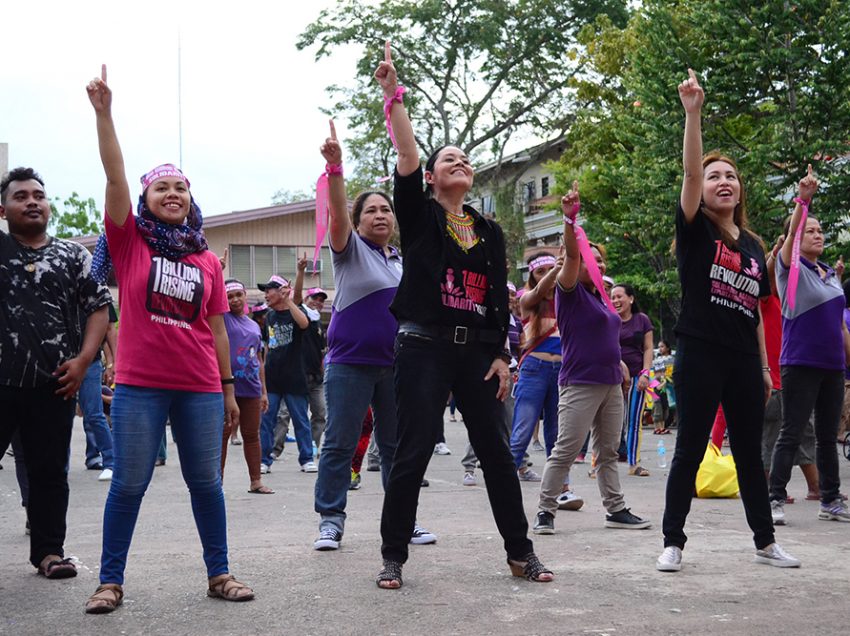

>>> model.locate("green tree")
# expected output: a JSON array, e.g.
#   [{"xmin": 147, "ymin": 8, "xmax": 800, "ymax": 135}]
[
  {"xmin": 271, "ymin": 188, "xmax": 312, "ymax": 205},
  {"xmin": 552, "ymin": 0, "xmax": 850, "ymax": 335},
  {"xmin": 297, "ymin": 0, "xmax": 629, "ymax": 184},
  {"xmin": 49, "ymin": 192, "xmax": 102, "ymax": 238}
]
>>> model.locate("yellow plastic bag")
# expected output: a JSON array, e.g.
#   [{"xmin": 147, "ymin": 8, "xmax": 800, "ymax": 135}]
[{"xmin": 695, "ymin": 442, "xmax": 739, "ymax": 498}]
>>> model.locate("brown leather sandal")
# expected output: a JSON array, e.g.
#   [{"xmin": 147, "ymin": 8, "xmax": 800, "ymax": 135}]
[
  {"xmin": 38, "ymin": 556, "xmax": 77, "ymax": 579},
  {"xmin": 207, "ymin": 574, "xmax": 255, "ymax": 602},
  {"xmin": 85, "ymin": 584, "xmax": 124, "ymax": 614}
]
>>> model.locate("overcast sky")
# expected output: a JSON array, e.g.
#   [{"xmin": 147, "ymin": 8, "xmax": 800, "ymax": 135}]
[{"xmin": 1, "ymin": 0, "xmax": 363, "ymax": 217}]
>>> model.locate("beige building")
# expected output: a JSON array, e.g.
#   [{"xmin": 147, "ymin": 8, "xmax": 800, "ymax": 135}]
[
  {"xmin": 466, "ymin": 138, "xmax": 567, "ymax": 274},
  {"xmin": 73, "ymin": 199, "xmax": 338, "ymax": 314}
]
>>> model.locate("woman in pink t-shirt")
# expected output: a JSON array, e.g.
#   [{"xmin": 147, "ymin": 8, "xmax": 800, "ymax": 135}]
[{"xmin": 83, "ymin": 66, "xmax": 253, "ymax": 614}]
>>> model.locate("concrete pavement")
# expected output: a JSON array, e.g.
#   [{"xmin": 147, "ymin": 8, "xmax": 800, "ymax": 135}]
[{"xmin": 1, "ymin": 415, "xmax": 848, "ymax": 635}]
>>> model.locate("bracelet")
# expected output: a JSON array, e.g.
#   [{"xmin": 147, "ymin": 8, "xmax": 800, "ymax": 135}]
[
  {"xmin": 762, "ymin": 366, "xmax": 771, "ymax": 372},
  {"xmin": 221, "ymin": 378, "xmax": 235, "ymax": 385},
  {"xmin": 325, "ymin": 162, "xmax": 343, "ymax": 176},
  {"xmin": 562, "ymin": 215, "xmax": 575, "ymax": 226}
]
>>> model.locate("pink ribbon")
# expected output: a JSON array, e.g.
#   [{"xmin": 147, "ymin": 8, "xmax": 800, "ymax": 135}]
[
  {"xmin": 314, "ymin": 174, "xmax": 330, "ymax": 272},
  {"xmin": 384, "ymin": 86, "xmax": 407, "ymax": 150},
  {"xmin": 786, "ymin": 197, "xmax": 810, "ymax": 311},
  {"xmin": 567, "ymin": 204, "xmax": 616, "ymax": 313},
  {"xmin": 313, "ymin": 163, "xmax": 343, "ymax": 271}
]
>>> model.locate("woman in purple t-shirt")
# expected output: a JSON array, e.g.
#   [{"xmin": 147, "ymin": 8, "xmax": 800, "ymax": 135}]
[
  {"xmin": 221, "ymin": 279, "xmax": 272, "ymax": 495},
  {"xmin": 611, "ymin": 284, "xmax": 653, "ymax": 476},
  {"xmin": 533, "ymin": 183, "xmax": 651, "ymax": 535}
]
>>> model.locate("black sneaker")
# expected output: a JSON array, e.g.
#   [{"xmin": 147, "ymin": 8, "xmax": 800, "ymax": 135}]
[
  {"xmin": 533, "ymin": 511, "xmax": 555, "ymax": 535},
  {"xmin": 313, "ymin": 527, "xmax": 342, "ymax": 551},
  {"xmin": 604, "ymin": 508, "xmax": 651, "ymax": 529}
]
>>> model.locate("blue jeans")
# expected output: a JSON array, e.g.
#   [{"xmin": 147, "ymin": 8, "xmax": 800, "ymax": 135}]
[
  {"xmin": 314, "ymin": 363, "xmax": 397, "ymax": 533},
  {"xmin": 509, "ymin": 356, "xmax": 560, "ymax": 468},
  {"xmin": 79, "ymin": 359, "xmax": 114, "ymax": 469},
  {"xmin": 100, "ymin": 385, "xmax": 228, "ymax": 584},
  {"xmin": 261, "ymin": 392, "xmax": 312, "ymax": 466}
]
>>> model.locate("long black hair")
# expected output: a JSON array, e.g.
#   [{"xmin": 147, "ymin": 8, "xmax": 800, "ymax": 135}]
[{"xmin": 612, "ymin": 283, "xmax": 642, "ymax": 315}]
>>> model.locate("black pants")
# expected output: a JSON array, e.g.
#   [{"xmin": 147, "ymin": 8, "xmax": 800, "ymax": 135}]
[
  {"xmin": 0, "ymin": 385, "xmax": 75, "ymax": 567},
  {"xmin": 770, "ymin": 365, "xmax": 843, "ymax": 504},
  {"xmin": 380, "ymin": 333, "xmax": 533, "ymax": 563},
  {"xmin": 662, "ymin": 336, "xmax": 774, "ymax": 550}
]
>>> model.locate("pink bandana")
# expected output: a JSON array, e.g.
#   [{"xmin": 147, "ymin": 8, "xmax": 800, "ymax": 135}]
[
  {"xmin": 225, "ymin": 281, "xmax": 246, "ymax": 293},
  {"xmin": 141, "ymin": 163, "xmax": 190, "ymax": 190}
]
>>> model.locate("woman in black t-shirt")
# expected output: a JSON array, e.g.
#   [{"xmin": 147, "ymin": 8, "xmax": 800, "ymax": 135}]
[
  {"xmin": 373, "ymin": 42, "xmax": 552, "ymax": 589},
  {"xmin": 656, "ymin": 70, "xmax": 800, "ymax": 572}
]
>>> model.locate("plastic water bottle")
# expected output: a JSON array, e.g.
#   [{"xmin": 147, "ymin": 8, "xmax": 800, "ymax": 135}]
[
  {"xmin": 657, "ymin": 439, "xmax": 667, "ymax": 468},
  {"xmin": 312, "ymin": 441, "xmax": 318, "ymax": 461}
]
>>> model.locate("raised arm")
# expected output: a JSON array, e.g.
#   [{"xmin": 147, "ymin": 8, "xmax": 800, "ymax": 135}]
[
  {"xmin": 321, "ymin": 120, "xmax": 351, "ymax": 252},
  {"xmin": 678, "ymin": 69, "xmax": 705, "ymax": 221},
  {"xmin": 375, "ymin": 41, "xmax": 419, "ymax": 176},
  {"xmin": 86, "ymin": 65, "xmax": 131, "ymax": 227},
  {"xmin": 293, "ymin": 252, "xmax": 307, "ymax": 305},
  {"xmin": 556, "ymin": 182, "xmax": 582, "ymax": 291},
  {"xmin": 780, "ymin": 164, "xmax": 818, "ymax": 267},
  {"xmin": 520, "ymin": 248, "xmax": 564, "ymax": 316}
]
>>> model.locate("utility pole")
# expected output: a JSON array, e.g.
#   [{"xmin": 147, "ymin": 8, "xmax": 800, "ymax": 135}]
[{"xmin": 0, "ymin": 143, "xmax": 8, "ymax": 232}]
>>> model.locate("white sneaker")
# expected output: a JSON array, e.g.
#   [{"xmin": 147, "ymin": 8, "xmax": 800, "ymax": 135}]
[
  {"xmin": 754, "ymin": 543, "xmax": 801, "ymax": 568},
  {"xmin": 556, "ymin": 490, "xmax": 584, "ymax": 511},
  {"xmin": 260, "ymin": 463, "xmax": 271, "ymax": 474},
  {"xmin": 462, "ymin": 472, "xmax": 477, "ymax": 486},
  {"xmin": 434, "ymin": 442, "xmax": 452, "ymax": 455},
  {"xmin": 771, "ymin": 499, "xmax": 786, "ymax": 526},
  {"xmin": 656, "ymin": 546, "xmax": 682, "ymax": 572},
  {"xmin": 97, "ymin": 468, "xmax": 113, "ymax": 482},
  {"xmin": 301, "ymin": 461, "xmax": 318, "ymax": 473}
]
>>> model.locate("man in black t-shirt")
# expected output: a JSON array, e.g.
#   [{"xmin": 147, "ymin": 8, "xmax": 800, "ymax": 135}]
[
  {"xmin": 0, "ymin": 167, "xmax": 111, "ymax": 578},
  {"xmin": 256, "ymin": 275, "xmax": 315, "ymax": 473}
]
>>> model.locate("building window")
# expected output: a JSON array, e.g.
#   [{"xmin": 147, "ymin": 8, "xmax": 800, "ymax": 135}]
[
  {"xmin": 541, "ymin": 176, "xmax": 549, "ymax": 197},
  {"xmin": 228, "ymin": 245, "xmax": 335, "ymax": 291},
  {"xmin": 523, "ymin": 180, "xmax": 536, "ymax": 202},
  {"xmin": 481, "ymin": 195, "xmax": 495, "ymax": 215}
]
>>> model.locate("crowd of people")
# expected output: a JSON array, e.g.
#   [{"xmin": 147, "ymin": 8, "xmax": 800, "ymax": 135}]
[{"xmin": 2, "ymin": 49, "xmax": 849, "ymax": 615}]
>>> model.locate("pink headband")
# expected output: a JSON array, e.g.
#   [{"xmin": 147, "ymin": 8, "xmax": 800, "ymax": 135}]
[
  {"xmin": 506, "ymin": 282, "xmax": 517, "ymax": 293},
  {"xmin": 225, "ymin": 281, "xmax": 246, "ymax": 293},
  {"xmin": 141, "ymin": 163, "xmax": 191, "ymax": 190},
  {"xmin": 529, "ymin": 255, "xmax": 557, "ymax": 271}
]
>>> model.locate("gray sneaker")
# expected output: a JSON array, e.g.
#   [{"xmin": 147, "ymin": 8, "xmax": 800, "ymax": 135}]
[
  {"xmin": 818, "ymin": 498, "xmax": 850, "ymax": 522},
  {"xmin": 533, "ymin": 511, "xmax": 555, "ymax": 535},
  {"xmin": 771, "ymin": 499, "xmax": 786, "ymax": 526},
  {"xmin": 754, "ymin": 543, "xmax": 800, "ymax": 568},
  {"xmin": 517, "ymin": 469, "xmax": 541, "ymax": 482}
]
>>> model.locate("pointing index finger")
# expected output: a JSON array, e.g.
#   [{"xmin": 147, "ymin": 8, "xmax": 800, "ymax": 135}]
[
  {"xmin": 807, "ymin": 163, "xmax": 813, "ymax": 178},
  {"xmin": 101, "ymin": 64, "xmax": 107, "ymax": 83},
  {"xmin": 329, "ymin": 119, "xmax": 337, "ymax": 140},
  {"xmin": 572, "ymin": 180, "xmax": 579, "ymax": 193},
  {"xmin": 385, "ymin": 40, "xmax": 392, "ymax": 64}
]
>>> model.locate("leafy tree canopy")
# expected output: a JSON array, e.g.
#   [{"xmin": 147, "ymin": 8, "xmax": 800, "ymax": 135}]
[
  {"xmin": 48, "ymin": 192, "xmax": 101, "ymax": 238},
  {"xmin": 552, "ymin": 0, "xmax": 850, "ymax": 336},
  {"xmin": 298, "ymin": 0, "xmax": 629, "ymax": 184}
]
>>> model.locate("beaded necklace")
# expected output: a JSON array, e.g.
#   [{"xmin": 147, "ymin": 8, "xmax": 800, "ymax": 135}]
[{"xmin": 445, "ymin": 210, "xmax": 479, "ymax": 252}]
